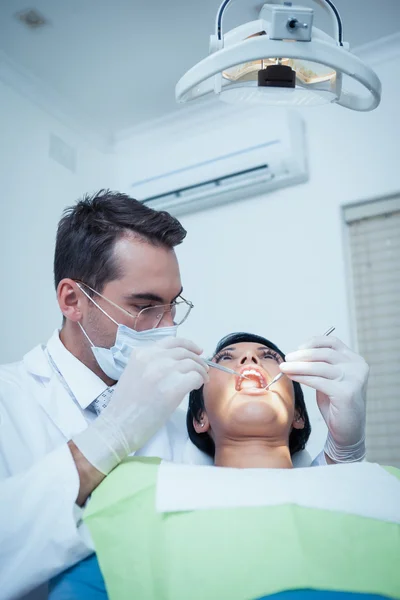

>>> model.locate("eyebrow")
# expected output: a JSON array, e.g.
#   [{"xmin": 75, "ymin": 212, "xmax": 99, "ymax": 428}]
[{"xmin": 123, "ymin": 287, "xmax": 183, "ymax": 304}]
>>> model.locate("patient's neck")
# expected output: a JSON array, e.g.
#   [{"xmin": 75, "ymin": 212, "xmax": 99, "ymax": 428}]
[{"xmin": 214, "ymin": 439, "xmax": 293, "ymax": 469}]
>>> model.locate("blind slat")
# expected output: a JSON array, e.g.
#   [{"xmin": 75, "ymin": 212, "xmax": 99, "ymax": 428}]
[{"xmin": 350, "ymin": 238, "xmax": 400, "ymax": 259}]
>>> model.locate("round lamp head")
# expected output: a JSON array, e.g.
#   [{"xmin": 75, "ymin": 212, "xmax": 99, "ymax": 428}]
[{"xmin": 176, "ymin": 2, "xmax": 381, "ymax": 112}]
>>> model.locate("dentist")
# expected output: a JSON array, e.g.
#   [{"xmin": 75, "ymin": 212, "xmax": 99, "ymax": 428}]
[{"xmin": 0, "ymin": 190, "xmax": 368, "ymax": 600}]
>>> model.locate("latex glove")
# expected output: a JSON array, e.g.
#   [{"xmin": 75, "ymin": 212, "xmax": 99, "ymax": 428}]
[
  {"xmin": 73, "ymin": 337, "xmax": 209, "ymax": 474},
  {"xmin": 280, "ymin": 335, "xmax": 369, "ymax": 463}
]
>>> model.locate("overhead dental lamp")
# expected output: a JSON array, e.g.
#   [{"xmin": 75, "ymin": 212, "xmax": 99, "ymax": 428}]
[{"xmin": 175, "ymin": 0, "xmax": 381, "ymax": 111}]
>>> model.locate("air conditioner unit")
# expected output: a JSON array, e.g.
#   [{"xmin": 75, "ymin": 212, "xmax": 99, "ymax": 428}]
[{"xmin": 131, "ymin": 111, "xmax": 307, "ymax": 217}]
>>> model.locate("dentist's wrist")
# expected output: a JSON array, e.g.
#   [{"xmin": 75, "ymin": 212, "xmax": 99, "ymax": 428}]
[
  {"xmin": 71, "ymin": 413, "xmax": 132, "ymax": 478},
  {"xmin": 68, "ymin": 440, "xmax": 106, "ymax": 506},
  {"xmin": 324, "ymin": 431, "xmax": 366, "ymax": 464}
]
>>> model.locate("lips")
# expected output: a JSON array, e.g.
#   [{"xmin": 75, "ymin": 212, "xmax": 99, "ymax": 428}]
[{"xmin": 235, "ymin": 366, "xmax": 268, "ymax": 391}]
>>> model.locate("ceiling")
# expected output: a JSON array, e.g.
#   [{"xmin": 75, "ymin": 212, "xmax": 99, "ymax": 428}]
[{"xmin": 0, "ymin": 0, "xmax": 399, "ymax": 140}]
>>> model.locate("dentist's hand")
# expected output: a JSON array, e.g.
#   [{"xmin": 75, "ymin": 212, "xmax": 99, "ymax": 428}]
[
  {"xmin": 72, "ymin": 337, "xmax": 209, "ymax": 480},
  {"xmin": 280, "ymin": 336, "xmax": 369, "ymax": 463}
]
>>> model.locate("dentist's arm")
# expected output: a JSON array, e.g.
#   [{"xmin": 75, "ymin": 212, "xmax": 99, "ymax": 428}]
[
  {"xmin": 69, "ymin": 336, "xmax": 209, "ymax": 506},
  {"xmin": 71, "ymin": 337, "xmax": 208, "ymax": 504},
  {"xmin": 73, "ymin": 336, "xmax": 209, "ymax": 477},
  {"xmin": 68, "ymin": 441, "xmax": 105, "ymax": 505},
  {"xmin": 0, "ymin": 338, "xmax": 208, "ymax": 599},
  {"xmin": 280, "ymin": 336, "xmax": 368, "ymax": 464}
]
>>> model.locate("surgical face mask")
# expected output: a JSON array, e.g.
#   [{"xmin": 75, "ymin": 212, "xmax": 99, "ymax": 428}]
[{"xmin": 77, "ymin": 284, "xmax": 178, "ymax": 381}]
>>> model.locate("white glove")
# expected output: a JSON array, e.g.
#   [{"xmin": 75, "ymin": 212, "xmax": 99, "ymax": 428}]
[
  {"xmin": 280, "ymin": 335, "xmax": 369, "ymax": 463},
  {"xmin": 73, "ymin": 337, "xmax": 209, "ymax": 474}
]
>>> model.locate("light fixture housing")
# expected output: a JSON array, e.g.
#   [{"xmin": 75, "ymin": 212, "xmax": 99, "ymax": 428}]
[{"xmin": 176, "ymin": 1, "xmax": 381, "ymax": 111}]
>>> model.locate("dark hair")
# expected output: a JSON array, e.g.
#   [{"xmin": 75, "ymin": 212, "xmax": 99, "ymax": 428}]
[
  {"xmin": 54, "ymin": 189, "xmax": 186, "ymax": 291},
  {"xmin": 187, "ymin": 332, "xmax": 311, "ymax": 458}
]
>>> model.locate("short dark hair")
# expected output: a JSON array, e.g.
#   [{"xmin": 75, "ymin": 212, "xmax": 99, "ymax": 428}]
[
  {"xmin": 54, "ymin": 189, "xmax": 186, "ymax": 291},
  {"xmin": 187, "ymin": 332, "xmax": 311, "ymax": 459}
]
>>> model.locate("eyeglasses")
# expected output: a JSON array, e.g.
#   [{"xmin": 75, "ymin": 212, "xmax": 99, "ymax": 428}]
[
  {"xmin": 76, "ymin": 281, "xmax": 194, "ymax": 332},
  {"xmin": 133, "ymin": 297, "xmax": 194, "ymax": 331}
]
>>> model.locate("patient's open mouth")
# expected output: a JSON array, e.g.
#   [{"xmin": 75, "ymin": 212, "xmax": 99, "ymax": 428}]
[{"xmin": 236, "ymin": 367, "xmax": 267, "ymax": 392}]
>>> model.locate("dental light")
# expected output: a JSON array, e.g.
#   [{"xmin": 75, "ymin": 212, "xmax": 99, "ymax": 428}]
[{"xmin": 176, "ymin": 0, "xmax": 381, "ymax": 111}]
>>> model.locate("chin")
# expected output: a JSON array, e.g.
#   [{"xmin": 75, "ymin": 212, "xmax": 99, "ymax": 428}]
[
  {"xmin": 227, "ymin": 392, "xmax": 293, "ymax": 429},
  {"xmin": 232, "ymin": 399, "xmax": 282, "ymax": 424}
]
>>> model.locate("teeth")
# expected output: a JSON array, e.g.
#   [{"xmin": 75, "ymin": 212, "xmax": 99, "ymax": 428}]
[
  {"xmin": 242, "ymin": 369, "xmax": 262, "ymax": 379},
  {"xmin": 237, "ymin": 368, "xmax": 266, "ymax": 389}
]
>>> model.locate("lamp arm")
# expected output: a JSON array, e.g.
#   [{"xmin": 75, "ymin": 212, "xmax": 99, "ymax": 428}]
[{"xmin": 215, "ymin": 0, "xmax": 343, "ymax": 45}]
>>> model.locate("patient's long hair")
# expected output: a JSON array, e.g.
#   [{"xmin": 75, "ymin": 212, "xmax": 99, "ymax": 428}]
[{"xmin": 187, "ymin": 332, "xmax": 311, "ymax": 459}]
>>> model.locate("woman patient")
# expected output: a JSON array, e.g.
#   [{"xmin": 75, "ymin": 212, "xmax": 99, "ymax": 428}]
[
  {"xmin": 186, "ymin": 331, "xmax": 310, "ymax": 470},
  {"xmin": 50, "ymin": 333, "xmax": 399, "ymax": 600}
]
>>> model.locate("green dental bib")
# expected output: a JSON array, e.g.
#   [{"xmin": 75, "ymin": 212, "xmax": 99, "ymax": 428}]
[{"xmin": 84, "ymin": 458, "xmax": 400, "ymax": 600}]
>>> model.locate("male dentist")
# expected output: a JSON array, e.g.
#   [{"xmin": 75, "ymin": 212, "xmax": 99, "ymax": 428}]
[{"xmin": 0, "ymin": 190, "xmax": 368, "ymax": 600}]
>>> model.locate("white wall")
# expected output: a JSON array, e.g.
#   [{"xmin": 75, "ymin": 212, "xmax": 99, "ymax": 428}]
[
  {"xmin": 0, "ymin": 81, "xmax": 114, "ymax": 362},
  {"xmin": 1, "ymin": 45, "xmax": 398, "ymax": 457},
  {"xmin": 113, "ymin": 52, "xmax": 399, "ymax": 457}
]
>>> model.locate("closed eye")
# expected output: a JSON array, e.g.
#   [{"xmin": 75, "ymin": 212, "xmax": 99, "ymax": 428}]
[
  {"xmin": 260, "ymin": 350, "xmax": 283, "ymax": 363},
  {"xmin": 214, "ymin": 350, "xmax": 234, "ymax": 362}
]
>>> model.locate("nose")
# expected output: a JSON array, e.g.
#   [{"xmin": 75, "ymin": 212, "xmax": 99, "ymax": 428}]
[{"xmin": 239, "ymin": 351, "xmax": 260, "ymax": 366}]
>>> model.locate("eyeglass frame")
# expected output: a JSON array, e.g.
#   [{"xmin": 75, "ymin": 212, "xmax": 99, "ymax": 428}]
[{"xmin": 75, "ymin": 280, "xmax": 194, "ymax": 331}]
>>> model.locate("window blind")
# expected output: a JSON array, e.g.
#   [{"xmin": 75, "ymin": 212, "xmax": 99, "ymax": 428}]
[{"xmin": 345, "ymin": 197, "xmax": 400, "ymax": 467}]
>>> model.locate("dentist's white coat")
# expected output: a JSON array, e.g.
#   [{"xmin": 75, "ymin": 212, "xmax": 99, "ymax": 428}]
[{"xmin": 0, "ymin": 333, "xmax": 314, "ymax": 600}]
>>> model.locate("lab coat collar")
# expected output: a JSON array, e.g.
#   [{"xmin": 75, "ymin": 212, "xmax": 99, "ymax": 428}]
[
  {"xmin": 45, "ymin": 329, "xmax": 108, "ymax": 410},
  {"xmin": 22, "ymin": 333, "xmax": 89, "ymax": 440},
  {"xmin": 23, "ymin": 343, "xmax": 53, "ymax": 379}
]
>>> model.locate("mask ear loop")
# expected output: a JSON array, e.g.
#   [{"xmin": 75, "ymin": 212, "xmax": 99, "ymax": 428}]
[
  {"xmin": 76, "ymin": 281, "xmax": 136, "ymax": 320},
  {"xmin": 78, "ymin": 321, "xmax": 95, "ymax": 347},
  {"xmin": 76, "ymin": 283, "xmax": 120, "ymax": 347},
  {"xmin": 76, "ymin": 283, "xmax": 119, "ymax": 326}
]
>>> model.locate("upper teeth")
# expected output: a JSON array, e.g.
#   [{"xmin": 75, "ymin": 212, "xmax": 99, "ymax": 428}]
[{"xmin": 242, "ymin": 369, "xmax": 262, "ymax": 379}]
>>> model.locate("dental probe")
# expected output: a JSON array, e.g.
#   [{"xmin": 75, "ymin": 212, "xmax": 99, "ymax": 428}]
[
  {"xmin": 205, "ymin": 359, "xmax": 252, "ymax": 380},
  {"xmin": 264, "ymin": 326, "xmax": 336, "ymax": 391}
]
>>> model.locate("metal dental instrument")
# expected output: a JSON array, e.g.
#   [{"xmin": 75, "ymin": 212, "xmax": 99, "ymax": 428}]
[
  {"xmin": 264, "ymin": 326, "xmax": 336, "ymax": 391},
  {"xmin": 205, "ymin": 359, "xmax": 252, "ymax": 380}
]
